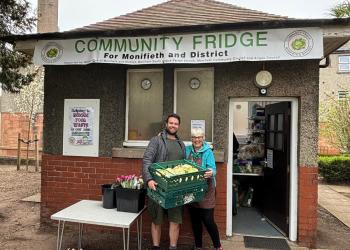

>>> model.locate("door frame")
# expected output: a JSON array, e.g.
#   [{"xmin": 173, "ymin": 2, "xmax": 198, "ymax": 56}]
[{"xmin": 227, "ymin": 97, "xmax": 298, "ymax": 241}]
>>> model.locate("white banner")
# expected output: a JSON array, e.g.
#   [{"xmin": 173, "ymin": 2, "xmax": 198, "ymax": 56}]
[{"xmin": 34, "ymin": 28, "xmax": 323, "ymax": 65}]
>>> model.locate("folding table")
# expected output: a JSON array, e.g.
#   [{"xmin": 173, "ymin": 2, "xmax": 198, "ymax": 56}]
[{"xmin": 51, "ymin": 200, "xmax": 146, "ymax": 250}]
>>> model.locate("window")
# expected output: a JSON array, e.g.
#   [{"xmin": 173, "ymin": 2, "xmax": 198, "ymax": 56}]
[
  {"xmin": 338, "ymin": 55, "xmax": 350, "ymax": 72},
  {"xmin": 125, "ymin": 69, "xmax": 163, "ymax": 144},
  {"xmin": 338, "ymin": 90, "xmax": 349, "ymax": 100},
  {"xmin": 174, "ymin": 68, "xmax": 214, "ymax": 142}
]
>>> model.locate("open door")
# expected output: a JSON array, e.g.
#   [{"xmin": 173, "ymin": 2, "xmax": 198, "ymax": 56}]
[{"xmin": 263, "ymin": 102, "xmax": 291, "ymax": 235}]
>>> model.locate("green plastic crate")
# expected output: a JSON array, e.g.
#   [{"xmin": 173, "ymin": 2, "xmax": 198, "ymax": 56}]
[
  {"xmin": 149, "ymin": 159, "xmax": 207, "ymax": 191},
  {"xmin": 147, "ymin": 183, "xmax": 208, "ymax": 209}
]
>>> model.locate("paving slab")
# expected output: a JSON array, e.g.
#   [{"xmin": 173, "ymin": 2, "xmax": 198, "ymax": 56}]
[
  {"xmin": 326, "ymin": 184, "xmax": 350, "ymax": 194},
  {"xmin": 21, "ymin": 193, "xmax": 41, "ymax": 203},
  {"xmin": 318, "ymin": 184, "xmax": 350, "ymax": 228}
]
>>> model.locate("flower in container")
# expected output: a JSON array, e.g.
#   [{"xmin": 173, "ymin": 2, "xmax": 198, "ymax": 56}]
[
  {"xmin": 114, "ymin": 174, "xmax": 144, "ymax": 190},
  {"xmin": 114, "ymin": 174, "xmax": 146, "ymax": 213}
]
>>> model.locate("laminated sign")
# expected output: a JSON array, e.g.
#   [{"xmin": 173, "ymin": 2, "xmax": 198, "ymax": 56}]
[{"xmin": 69, "ymin": 107, "xmax": 94, "ymax": 145}]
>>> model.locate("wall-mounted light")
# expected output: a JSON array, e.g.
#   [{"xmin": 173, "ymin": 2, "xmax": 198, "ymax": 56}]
[{"xmin": 255, "ymin": 70, "xmax": 272, "ymax": 88}]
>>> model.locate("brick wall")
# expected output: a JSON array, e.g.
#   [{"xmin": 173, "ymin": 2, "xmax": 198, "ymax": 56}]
[
  {"xmin": 0, "ymin": 112, "xmax": 43, "ymax": 158},
  {"xmin": 41, "ymin": 154, "xmax": 227, "ymax": 244},
  {"xmin": 298, "ymin": 166, "xmax": 318, "ymax": 248}
]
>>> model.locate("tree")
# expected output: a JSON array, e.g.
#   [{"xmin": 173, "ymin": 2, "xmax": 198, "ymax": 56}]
[
  {"xmin": 14, "ymin": 66, "xmax": 44, "ymax": 169},
  {"xmin": 320, "ymin": 1, "xmax": 350, "ymax": 154},
  {"xmin": 320, "ymin": 94, "xmax": 350, "ymax": 154},
  {"xmin": 330, "ymin": 0, "xmax": 350, "ymax": 18},
  {"xmin": 0, "ymin": 0, "xmax": 36, "ymax": 92}
]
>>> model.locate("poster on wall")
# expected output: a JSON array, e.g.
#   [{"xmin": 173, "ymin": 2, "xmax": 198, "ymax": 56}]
[
  {"xmin": 191, "ymin": 120, "xmax": 205, "ymax": 134},
  {"xmin": 63, "ymin": 99, "xmax": 100, "ymax": 157},
  {"xmin": 69, "ymin": 107, "xmax": 94, "ymax": 145}
]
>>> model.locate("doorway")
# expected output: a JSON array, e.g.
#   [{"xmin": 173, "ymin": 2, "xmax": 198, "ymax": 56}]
[{"xmin": 227, "ymin": 98, "xmax": 298, "ymax": 241}]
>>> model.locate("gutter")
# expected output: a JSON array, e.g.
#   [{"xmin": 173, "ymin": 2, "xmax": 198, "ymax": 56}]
[
  {"xmin": 319, "ymin": 56, "xmax": 330, "ymax": 68},
  {"xmin": 1, "ymin": 17, "xmax": 350, "ymax": 43}
]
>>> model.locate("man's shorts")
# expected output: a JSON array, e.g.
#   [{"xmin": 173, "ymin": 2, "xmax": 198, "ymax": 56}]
[{"xmin": 148, "ymin": 198, "xmax": 183, "ymax": 225}]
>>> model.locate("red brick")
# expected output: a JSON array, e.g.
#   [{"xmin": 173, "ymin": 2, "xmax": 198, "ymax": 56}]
[
  {"xmin": 48, "ymin": 160, "xmax": 62, "ymax": 166},
  {"xmin": 83, "ymin": 167, "xmax": 96, "ymax": 173},
  {"xmin": 81, "ymin": 178, "xmax": 96, "ymax": 184},
  {"xmin": 75, "ymin": 161, "xmax": 89, "ymax": 168},
  {"xmin": 70, "ymin": 167, "xmax": 82, "ymax": 172},
  {"xmin": 47, "ymin": 171, "xmax": 61, "ymax": 177},
  {"xmin": 96, "ymin": 168, "xmax": 110, "ymax": 174},
  {"xmin": 67, "ymin": 177, "xmax": 82, "ymax": 183},
  {"xmin": 75, "ymin": 172, "xmax": 88, "ymax": 178},
  {"xmin": 61, "ymin": 172, "xmax": 75, "ymax": 178},
  {"xmin": 88, "ymin": 173, "xmax": 103, "ymax": 179},
  {"xmin": 90, "ymin": 162, "xmax": 104, "ymax": 168}
]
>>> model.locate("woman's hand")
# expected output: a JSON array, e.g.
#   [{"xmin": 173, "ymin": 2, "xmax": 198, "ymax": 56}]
[{"xmin": 204, "ymin": 169, "xmax": 213, "ymax": 178}]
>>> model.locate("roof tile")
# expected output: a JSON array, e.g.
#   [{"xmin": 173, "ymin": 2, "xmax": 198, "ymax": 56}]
[{"xmin": 73, "ymin": 0, "xmax": 289, "ymax": 32}]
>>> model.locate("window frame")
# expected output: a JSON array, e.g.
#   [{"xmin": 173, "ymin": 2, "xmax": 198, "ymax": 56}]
[
  {"xmin": 123, "ymin": 68, "xmax": 164, "ymax": 148},
  {"xmin": 173, "ymin": 67, "xmax": 214, "ymax": 144},
  {"xmin": 338, "ymin": 55, "xmax": 350, "ymax": 73}
]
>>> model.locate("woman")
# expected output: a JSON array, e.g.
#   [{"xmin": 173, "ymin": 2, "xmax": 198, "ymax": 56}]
[{"xmin": 186, "ymin": 128, "xmax": 223, "ymax": 250}]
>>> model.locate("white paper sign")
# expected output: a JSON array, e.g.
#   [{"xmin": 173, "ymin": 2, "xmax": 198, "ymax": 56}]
[
  {"xmin": 69, "ymin": 107, "xmax": 94, "ymax": 145},
  {"xmin": 267, "ymin": 149, "xmax": 273, "ymax": 169},
  {"xmin": 63, "ymin": 99, "xmax": 100, "ymax": 157},
  {"xmin": 191, "ymin": 120, "xmax": 205, "ymax": 133}
]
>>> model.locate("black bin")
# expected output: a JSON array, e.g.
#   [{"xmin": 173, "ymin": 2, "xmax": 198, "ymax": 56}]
[
  {"xmin": 115, "ymin": 187, "xmax": 146, "ymax": 213},
  {"xmin": 101, "ymin": 184, "xmax": 116, "ymax": 209}
]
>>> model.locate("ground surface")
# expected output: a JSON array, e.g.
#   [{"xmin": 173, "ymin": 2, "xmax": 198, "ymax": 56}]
[
  {"xmin": 1, "ymin": 165, "xmax": 350, "ymax": 249},
  {"xmin": 316, "ymin": 206, "xmax": 350, "ymax": 249}
]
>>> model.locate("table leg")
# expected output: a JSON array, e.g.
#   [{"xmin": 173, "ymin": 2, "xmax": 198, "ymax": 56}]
[
  {"xmin": 81, "ymin": 224, "xmax": 84, "ymax": 248},
  {"xmin": 127, "ymin": 227, "xmax": 130, "ymax": 250},
  {"xmin": 140, "ymin": 214, "xmax": 143, "ymax": 250},
  {"xmin": 136, "ymin": 219, "xmax": 140, "ymax": 250},
  {"xmin": 57, "ymin": 220, "xmax": 65, "ymax": 250},
  {"xmin": 56, "ymin": 220, "xmax": 60, "ymax": 250},
  {"xmin": 78, "ymin": 223, "xmax": 83, "ymax": 249},
  {"xmin": 123, "ymin": 228, "xmax": 126, "ymax": 250}
]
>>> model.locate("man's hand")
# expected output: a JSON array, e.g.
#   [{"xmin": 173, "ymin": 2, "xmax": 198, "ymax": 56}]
[
  {"xmin": 204, "ymin": 169, "xmax": 213, "ymax": 178},
  {"xmin": 148, "ymin": 180, "xmax": 158, "ymax": 190}
]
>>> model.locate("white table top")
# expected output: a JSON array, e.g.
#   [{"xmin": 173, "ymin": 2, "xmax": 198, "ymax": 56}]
[{"xmin": 51, "ymin": 200, "xmax": 146, "ymax": 228}]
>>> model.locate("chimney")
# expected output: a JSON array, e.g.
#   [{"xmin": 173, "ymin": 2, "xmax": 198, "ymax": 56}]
[{"xmin": 37, "ymin": 0, "xmax": 59, "ymax": 33}]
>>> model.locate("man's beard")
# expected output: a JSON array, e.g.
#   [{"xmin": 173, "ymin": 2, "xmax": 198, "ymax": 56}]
[{"xmin": 166, "ymin": 127, "xmax": 177, "ymax": 136}]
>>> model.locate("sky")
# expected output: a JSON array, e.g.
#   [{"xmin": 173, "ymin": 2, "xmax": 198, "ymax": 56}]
[{"xmin": 28, "ymin": 0, "xmax": 343, "ymax": 32}]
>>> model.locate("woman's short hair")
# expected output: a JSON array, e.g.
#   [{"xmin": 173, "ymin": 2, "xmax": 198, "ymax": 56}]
[{"xmin": 191, "ymin": 128, "xmax": 205, "ymax": 138}]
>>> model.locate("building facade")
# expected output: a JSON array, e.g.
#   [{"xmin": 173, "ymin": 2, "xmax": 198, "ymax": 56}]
[{"xmin": 3, "ymin": 0, "xmax": 350, "ymax": 248}]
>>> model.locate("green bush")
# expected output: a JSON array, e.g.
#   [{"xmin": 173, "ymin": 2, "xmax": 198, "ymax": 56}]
[{"xmin": 318, "ymin": 155, "xmax": 350, "ymax": 182}]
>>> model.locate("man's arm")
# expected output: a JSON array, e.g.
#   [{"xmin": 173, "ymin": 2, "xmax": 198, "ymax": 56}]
[{"xmin": 142, "ymin": 136, "xmax": 159, "ymax": 184}]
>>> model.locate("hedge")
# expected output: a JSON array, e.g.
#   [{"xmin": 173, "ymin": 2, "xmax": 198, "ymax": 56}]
[{"xmin": 318, "ymin": 155, "xmax": 350, "ymax": 182}]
